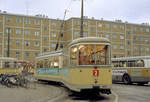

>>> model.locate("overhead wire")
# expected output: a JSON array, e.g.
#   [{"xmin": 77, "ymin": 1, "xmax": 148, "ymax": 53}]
[{"xmin": 55, "ymin": 0, "xmax": 74, "ymax": 51}]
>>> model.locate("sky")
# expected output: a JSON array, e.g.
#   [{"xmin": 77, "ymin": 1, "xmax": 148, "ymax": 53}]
[{"xmin": 0, "ymin": 0, "xmax": 150, "ymax": 24}]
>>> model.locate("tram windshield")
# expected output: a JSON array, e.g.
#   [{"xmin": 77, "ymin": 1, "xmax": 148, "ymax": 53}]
[{"xmin": 70, "ymin": 44, "xmax": 110, "ymax": 66}]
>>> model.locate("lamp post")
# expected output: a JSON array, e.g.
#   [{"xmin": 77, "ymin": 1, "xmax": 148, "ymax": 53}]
[{"xmin": 7, "ymin": 28, "xmax": 10, "ymax": 57}]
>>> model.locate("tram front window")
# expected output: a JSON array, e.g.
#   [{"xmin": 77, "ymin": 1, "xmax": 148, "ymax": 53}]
[{"xmin": 79, "ymin": 44, "xmax": 108, "ymax": 65}]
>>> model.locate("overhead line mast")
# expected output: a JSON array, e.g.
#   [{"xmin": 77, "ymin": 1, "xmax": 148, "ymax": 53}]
[{"xmin": 80, "ymin": 0, "xmax": 84, "ymax": 38}]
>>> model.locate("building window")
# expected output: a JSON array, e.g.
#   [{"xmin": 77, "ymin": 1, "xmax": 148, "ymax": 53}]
[
  {"xmin": 127, "ymin": 41, "xmax": 130, "ymax": 45},
  {"xmin": 120, "ymin": 45, "xmax": 124, "ymax": 50},
  {"xmin": 106, "ymin": 34, "xmax": 110, "ymax": 39},
  {"xmin": 140, "ymin": 28, "xmax": 143, "ymax": 32},
  {"xmin": 113, "ymin": 34, "xmax": 117, "ymax": 39},
  {"xmin": 120, "ymin": 25, "xmax": 124, "ymax": 30},
  {"xmin": 35, "ymin": 31, "xmax": 39, "ymax": 36},
  {"xmin": 145, "ymin": 38, "xmax": 149, "ymax": 42},
  {"xmin": 113, "ymin": 45, "xmax": 117, "ymax": 49},
  {"xmin": 127, "ymin": 51, "xmax": 130, "ymax": 55},
  {"xmin": 0, "ymin": 22, "xmax": 2, "ymax": 27},
  {"xmin": 34, "ymin": 19, "xmax": 40, "ymax": 25},
  {"xmin": 16, "ymin": 18, "xmax": 21, "ymax": 23},
  {"xmin": 44, "ymin": 37, "xmax": 48, "ymax": 42},
  {"xmin": 140, "ymin": 47, "xmax": 143, "ymax": 51},
  {"xmin": 35, "ymin": 53, "xmax": 39, "ymax": 57},
  {"xmin": 140, "ymin": 37, "xmax": 143, "ymax": 41},
  {"xmin": 16, "ymin": 40, "xmax": 20, "ymax": 46},
  {"xmin": 34, "ymin": 42, "xmax": 39, "ymax": 46},
  {"xmin": 90, "ymin": 27, "xmax": 95, "ymax": 32},
  {"xmin": 113, "ymin": 55, "xmax": 117, "ymax": 58},
  {"xmin": 60, "ymin": 33, "xmax": 63, "ymax": 37},
  {"xmin": 105, "ymin": 24, "xmax": 110, "ymax": 29},
  {"xmin": 98, "ymin": 23, "xmax": 102, "ymax": 28},
  {"xmin": 16, "ymin": 29, "xmax": 21, "ymax": 35},
  {"xmin": 44, "ymin": 48, "xmax": 47, "ymax": 52},
  {"xmin": 127, "ymin": 31, "xmax": 131, "ymax": 34},
  {"xmin": 25, "ymin": 30, "xmax": 30, "ymax": 35},
  {"xmin": 134, "ymin": 46, "xmax": 137, "ymax": 50},
  {"xmin": 6, "ymin": 40, "xmax": 11, "ymax": 45},
  {"xmin": 133, "ymin": 36, "xmax": 136, "ymax": 40},
  {"xmin": 26, "ymin": 19, "xmax": 30, "ymax": 24},
  {"xmin": 51, "ymin": 22, "xmax": 56, "ymax": 26},
  {"xmin": 6, "ymin": 18, "xmax": 11, "ymax": 22},
  {"xmin": 25, "ymin": 52, "xmax": 30, "ymax": 57},
  {"xmin": 83, "ymin": 32, "xmax": 87, "ymax": 37},
  {"xmin": 16, "ymin": 52, "xmax": 20, "ymax": 57},
  {"xmin": 98, "ymin": 34, "xmax": 102, "ymax": 37},
  {"xmin": 120, "ymin": 35, "xmax": 124, "ymax": 40},
  {"xmin": 146, "ymin": 48, "xmax": 149, "ymax": 51},
  {"xmin": 133, "ymin": 27, "xmax": 137, "ymax": 31},
  {"xmin": 6, "ymin": 28, "xmax": 11, "ymax": 34},
  {"xmin": 60, "ymin": 44, "xmax": 64, "ymax": 48},
  {"xmin": 25, "ymin": 42, "xmax": 30, "ymax": 47},
  {"xmin": 146, "ymin": 28, "xmax": 149, "ymax": 32},
  {"xmin": 74, "ymin": 20, "xmax": 79, "ymax": 25},
  {"xmin": 51, "ymin": 32, "xmax": 56, "ymax": 37},
  {"xmin": 83, "ymin": 21, "xmax": 87, "ymax": 26},
  {"xmin": 44, "ymin": 27, "xmax": 48, "ymax": 31},
  {"xmin": 113, "ymin": 24, "xmax": 117, "ymax": 29},
  {"xmin": 51, "ymin": 43, "xmax": 56, "ymax": 48},
  {"xmin": 74, "ymin": 32, "xmax": 79, "ymax": 37}
]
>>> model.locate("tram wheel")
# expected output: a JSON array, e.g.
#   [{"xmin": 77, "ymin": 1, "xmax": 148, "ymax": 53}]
[{"xmin": 123, "ymin": 74, "xmax": 131, "ymax": 84}]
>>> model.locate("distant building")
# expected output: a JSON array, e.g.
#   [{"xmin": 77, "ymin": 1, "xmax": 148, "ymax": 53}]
[{"xmin": 0, "ymin": 12, "xmax": 150, "ymax": 61}]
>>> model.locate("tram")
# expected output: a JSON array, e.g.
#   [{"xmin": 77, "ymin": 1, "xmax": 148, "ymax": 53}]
[
  {"xmin": 0, "ymin": 57, "xmax": 22, "ymax": 75},
  {"xmin": 112, "ymin": 56, "xmax": 150, "ymax": 84},
  {"xmin": 34, "ymin": 37, "xmax": 112, "ymax": 94}
]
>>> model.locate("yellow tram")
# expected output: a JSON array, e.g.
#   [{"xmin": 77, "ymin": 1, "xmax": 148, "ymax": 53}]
[
  {"xmin": 0, "ymin": 57, "xmax": 22, "ymax": 75},
  {"xmin": 34, "ymin": 37, "xmax": 112, "ymax": 94}
]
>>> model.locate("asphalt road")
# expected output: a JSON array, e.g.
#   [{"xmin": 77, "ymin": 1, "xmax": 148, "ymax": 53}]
[
  {"xmin": 112, "ymin": 83, "xmax": 150, "ymax": 102},
  {"xmin": 0, "ymin": 82, "xmax": 150, "ymax": 102}
]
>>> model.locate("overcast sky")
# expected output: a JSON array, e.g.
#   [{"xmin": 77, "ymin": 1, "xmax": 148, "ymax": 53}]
[{"xmin": 0, "ymin": 0, "xmax": 150, "ymax": 24}]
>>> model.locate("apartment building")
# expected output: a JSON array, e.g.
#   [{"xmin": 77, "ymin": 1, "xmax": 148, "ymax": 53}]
[{"xmin": 0, "ymin": 12, "xmax": 150, "ymax": 62}]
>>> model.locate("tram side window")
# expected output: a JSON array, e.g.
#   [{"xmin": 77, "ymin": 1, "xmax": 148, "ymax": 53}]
[
  {"xmin": 5, "ymin": 62, "xmax": 10, "ymax": 68},
  {"xmin": 95, "ymin": 45, "xmax": 107, "ymax": 65},
  {"xmin": 70, "ymin": 46, "xmax": 78, "ymax": 66},
  {"xmin": 136, "ymin": 60, "xmax": 144, "ymax": 67},
  {"xmin": 79, "ymin": 45, "xmax": 95, "ymax": 65},
  {"xmin": 38, "ymin": 61, "xmax": 44, "ymax": 68},
  {"xmin": 37, "ymin": 61, "xmax": 42, "ymax": 68},
  {"xmin": 44, "ymin": 59, "xmax": 49, "ymax": 68},
  {"xmin": 53, "ymin": 56, "xmax": 59, "ymax": 68}
]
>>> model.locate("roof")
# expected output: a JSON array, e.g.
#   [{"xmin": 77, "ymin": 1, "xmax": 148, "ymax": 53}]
[
  {"xmin": 111, "ymin": 56, "xmax": 150, "ymax": 61},
  {"xmin": 37, "ymin": 50, "xmax": 63, "ymax": 59},
  {"xmin": 68, "ymin": 37, "xmax": 110, "ymax": 46}
]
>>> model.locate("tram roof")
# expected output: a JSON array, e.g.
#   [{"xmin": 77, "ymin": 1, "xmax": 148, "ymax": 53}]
[
  {"xmin": 37, "ymin": 50, "xmax": 63, "ymax": 59},
  {"xmin": 111, "ymin": 56, "xmax": 150, "ymax": 61},
  {"xmin": 68, "ymin": 37, "xmax": 110, "ymax": 46}
]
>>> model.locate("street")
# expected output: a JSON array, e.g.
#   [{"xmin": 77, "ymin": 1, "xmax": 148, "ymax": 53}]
[{"xmin": 0, "ymin": 82, "xmax": 150, "ymax": 102}]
